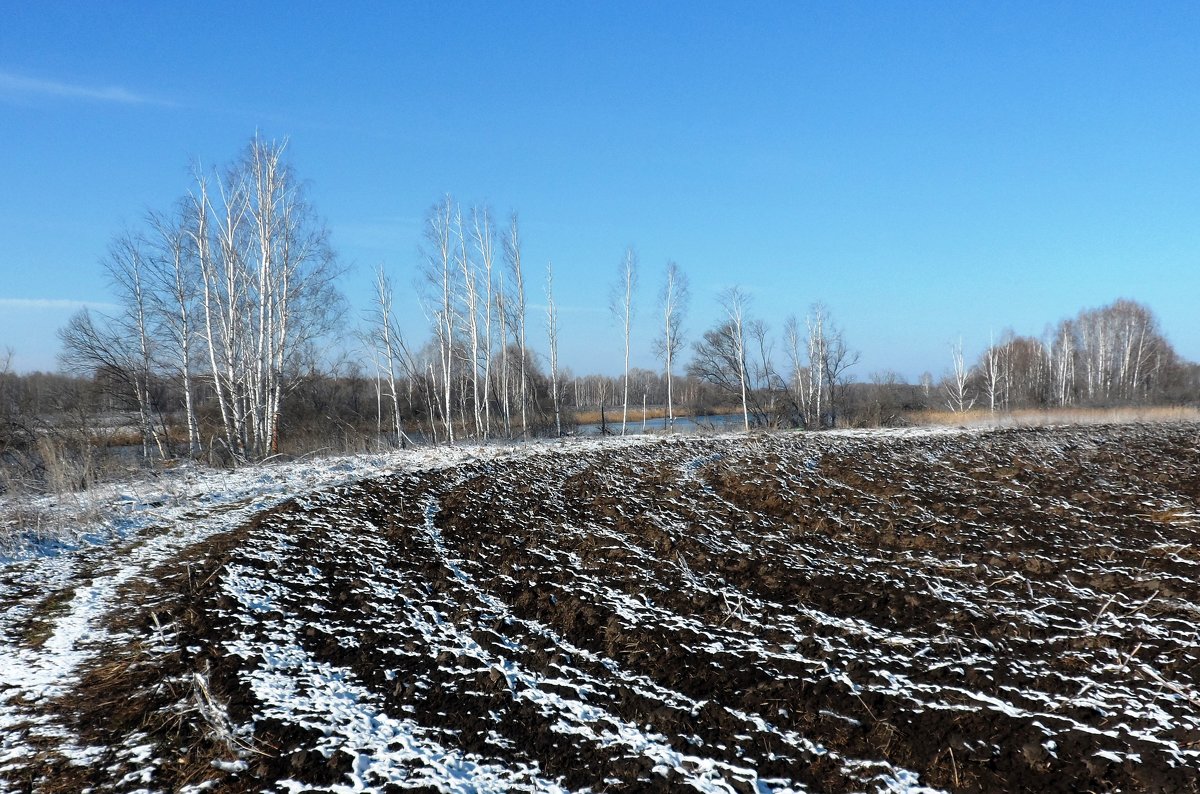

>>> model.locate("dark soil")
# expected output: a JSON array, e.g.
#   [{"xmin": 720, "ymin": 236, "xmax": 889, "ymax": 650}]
[{"xmin": 20, "ymin": 424, "xmax": 1200, "ymax": 792}]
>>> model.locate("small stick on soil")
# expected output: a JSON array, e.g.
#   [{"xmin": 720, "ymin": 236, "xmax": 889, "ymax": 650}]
[
  {"xmin": 1137, "ymin": 663, "xmax": 1200, "ymax": 707},
  {"xmin": 854, "ymin": 691, "xmax": 877, "ymax": 722},
  {"xmin": 198, "ymin": 564, "xmax": 225, "ymax": 590},
  {"xmin": 1125, "ymin": 590, "xmax": 1159, "ymax": 618},
  {"xmin": 949, "ymin": 745, "xmax": 960, "ymax": 788},
  {"xmin": 1115, "ymin": 642, "xmax": 1143, "ymax": 676},
  {"xmin": 1088, "ymin": 593, "xmax": 1119, "ymax": 630}
]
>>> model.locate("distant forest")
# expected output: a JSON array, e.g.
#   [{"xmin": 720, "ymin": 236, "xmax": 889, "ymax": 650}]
[{"xmin": 2, "ymin": 137, "xmax": 1197, "ymax": 494}]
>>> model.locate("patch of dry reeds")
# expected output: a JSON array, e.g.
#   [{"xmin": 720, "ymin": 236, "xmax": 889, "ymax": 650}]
[
  {"xmin": 571, "ymin": 405, "xmax": 741, "ymax": 425},
  {"xmin": 908, "ymin": 405, "xmax": 1200, "ymax": 429}
]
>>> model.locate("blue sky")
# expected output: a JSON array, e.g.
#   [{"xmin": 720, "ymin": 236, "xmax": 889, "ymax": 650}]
[{"xmin": 2, "ymin": 1, "xmax": 1197, "ymax": 380}]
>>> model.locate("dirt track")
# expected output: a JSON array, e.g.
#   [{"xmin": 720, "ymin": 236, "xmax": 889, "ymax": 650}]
[{"xmin": 8, "ymin": 424, "xmax": 1200, "ymax": 792}]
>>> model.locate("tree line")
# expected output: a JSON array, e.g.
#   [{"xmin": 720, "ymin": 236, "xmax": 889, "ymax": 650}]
[
  {"xmin": 950, "ymin": 299, "xmax": 1192, "ymax": 413},
  {"xmin": 2, "ymin": 136, "xmax": 1196, "ymax": 493}
]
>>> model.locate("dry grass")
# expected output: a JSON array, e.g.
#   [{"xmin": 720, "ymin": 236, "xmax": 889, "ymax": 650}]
[
  {"xmin": 0, "ymin": 488, "xmax": 110, "ymax": 557},
  {"xmin": 571, "ymin": 405, "xmax": 741, "ymax": 425},
  {"xmin": 908, "ymin": 405, "xmax": 1200, "ymax": 429}
]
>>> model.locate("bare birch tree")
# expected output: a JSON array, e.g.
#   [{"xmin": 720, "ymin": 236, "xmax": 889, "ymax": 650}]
[
  {"xmin": 805, "ymin": 305, "xmax": 828, "ymax": 427},
  {"xmin": 1051, "ymin": 320, "xmax": 1075, "ymax": 407},
  {"xmin": 119, "ymin": 234, "xmax": 166, "ymax": 458},
  {"xmin": 367, "ymin": 265, "xmax": 410, "ymax": 444},
  {"xmin": 471, "ymin": 206, "xmax": 497, "ymax": 438},
  {"xmin": 689, "ymin": 319, "xmax": 761, "ymax": 427},
  {"xmin": 545, "ymin": 260, "xmax": 562, "ymax": 437},
  {"xmin": 610, "ymin": 247, "xmax": 638, "ymax": 435},
  {"xmin": 980, "ymin": 332, "xmax": 1001, "ymax": 414},
  {"xmin": 61, "ymin": 231, "xmax": 168, "ymax": 460},
  {"xmin": 654, "ymin": 261, "xmax": 688, "ymax": 429},
  {"xmin": 783, "ymin": 315, "xmax": 810, "ymax": 427},
  {"xmin": 452, "ymin": 207, "xmax": 484, "ymax": 439},
  {"xmin": 189, "ymin": 136, "xmax": 341, "ymax": 460},
  {"xmin": 146, "ymin": 207, "xmax": 201, "ymax": 456},
  {"xmin": 495, "ymin": 268, "xmax": 512, "ymax": 438},
  {"xmin": 943, "ymin": 337, "xmax": 975, "ymax": 413},
  {"xmin": 810, "ymin": 305, "xmax": 858, "ymax": 428},
  {"xmin": 503, "ymin": 214, "xmax": 529, "ymax": 438},
  {"xmin": 422, "ymin": 196, "xmax": 457, "ymax": 444},
  {"xmin": 721, "ymin": 286, "xmax": 752, "ymax": 432},
  {"xmin": 189, "ymin": 167, "xmax": 241, "ymax": 456}
]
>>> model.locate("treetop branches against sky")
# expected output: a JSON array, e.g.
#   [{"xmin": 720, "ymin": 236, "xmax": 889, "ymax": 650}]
[{"xmin": 1, "ymin": 2, "xmax": 1197, "ymax": 380}]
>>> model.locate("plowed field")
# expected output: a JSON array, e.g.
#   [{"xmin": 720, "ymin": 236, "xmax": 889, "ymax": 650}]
[{"xmin": 3, "ymin": 424, "xmax": 1199, "ymax": 792}]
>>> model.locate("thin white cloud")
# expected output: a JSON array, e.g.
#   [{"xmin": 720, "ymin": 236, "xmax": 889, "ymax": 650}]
[
  {"xmin": 0, "ymin": 298, "xmax": 118, "ymax": 311},
  {"xmin": 0, "ymin": 71, "xmax": 170, "ymax": 106}
]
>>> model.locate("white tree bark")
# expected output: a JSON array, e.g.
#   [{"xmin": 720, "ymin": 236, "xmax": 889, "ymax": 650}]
[
  {"xmin": 472, "ymin": 207, "xmax": 497, "ymax": 439},
  {"xmin": 806, "ymin": 306, "xmax": 827, "ymax": 428},
  {"xmin": 147, "ymin": 208, "xmax": 201, "ymax": 456},
  {"xmin": 424, "ymin": 196, "xmax": 457, "ymax": 445},
  {"xmin": 455, "ymin": 208, "xmax": 483, "ymax": 439},
  {"xmin": 611, "ymin": 248, "xmax": 638, "ymax": 435},
  {"xmin": 504, "ymin": 214, "xmax": 528, "ymax": 439},
  {"xmin": 546, "ymin": 260, "xmax": 562, "ymax": 437},
  {"xmin": 656, "ymin": 261, "xmax": 688, "ymax": 430},
  {"xmin": 783, "ymin": 315, "xmax": 808, "ymax": 427},
  {"xmin": 370, "ymin": 266, "xmax": 405, "ymax": 443}
]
